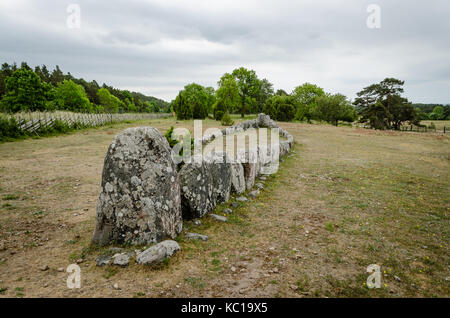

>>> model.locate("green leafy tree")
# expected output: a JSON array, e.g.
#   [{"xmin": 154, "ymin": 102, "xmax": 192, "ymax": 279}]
[
  {"xmin": 275, "ymin": 89, "xmax": 288, "ymax": 96},
  {"xmin": 255, "ymin": 78, "xmax": 274, "ymax": 113},
  {"xmin": 429, "ymin": 106, "xmax": 445, "ymax": 120},
  {"xmin": 0, "ymin": 68, "xmax": 52, "ymax": 112},
  {"xmin": 314, "ymin": 94, "xmax": 356, "ymax": 126},
  {"xmin": 173, "ymin": 93, "xmax": 191, "ymax": 120},
  {"xmin": 291, "ymin": 83, "xmax": 325, "ymax": 122},
  {"xmin": 50, "ymin": 65, "xmax": 65, "ymax": 86},
  {"xmin": 230, "ymin": 67, "xmax": 261, "ymax": 117},
  {"xmin": 215, "ymin": 73, "xmax": 240, "ymax": 120},
  {"xmin": 263, "ymin": 95, "xmax": 297, "ymax": 122},
  {"xmin": 205, "ymin": 87, "xmax": 216, "ymax": 115},
  {"xmin": 262, "ymin": 97, "xmax": 277, "ymax": 119},
  {"xmin": 356, "ymin": 78, "xmax": 417, "ymax": 130},
  {"xmin": 173, "ymin": 83, "xmax": 209, "ymax": 120},
  {"xmin": 213, "ymin": 99, "xmax": 226, "ymax": 121},
  {"xmin": 97, "ymin": 87, "xmax": 121, "ymax": 113},
  {"xmin": 54, "ymin": 80, "xmax": 92, "ymax": 112}
]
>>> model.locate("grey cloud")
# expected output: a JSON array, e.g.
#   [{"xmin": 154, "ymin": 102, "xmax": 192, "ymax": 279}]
[{"xmin": 0, "ymin": 0, "xmax": 449, "ymax": 103}]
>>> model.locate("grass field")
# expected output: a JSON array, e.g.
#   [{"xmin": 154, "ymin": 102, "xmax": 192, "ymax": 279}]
[
  {"xmin": 420, "ymin": 120, "xmax": 450, "ymax": 130},
  {"xmin": 0, "ymin": 118, "xmax": 449, "ymax": 297}
]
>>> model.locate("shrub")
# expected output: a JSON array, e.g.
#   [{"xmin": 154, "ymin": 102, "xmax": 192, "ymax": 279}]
[
  {"xmin": 213, "ymin": 99, "xmax": 227, "ymax": 121},
  {"xmin": 0, "ymin": 115, "xmax": 23, "ymax": 141},
  {"xmin": 220, "ymin": 111, "xmax": 234, "ymax": 126},
  {"xmin": 164, "ymin": 126, "xmax": 179, "ymax": 147}
]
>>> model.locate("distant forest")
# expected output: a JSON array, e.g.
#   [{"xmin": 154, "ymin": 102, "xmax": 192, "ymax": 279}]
[
  {"xmin": 412, "ymin": 103, "xmax": 450, "ymax": 114},
  {"xmin": 0, "ymin": 62, "xmax": 170, "ymax": 113}
]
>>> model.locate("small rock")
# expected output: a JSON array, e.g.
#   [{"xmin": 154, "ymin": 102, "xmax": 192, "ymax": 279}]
[
  {"xmin": 113, "ymin": 283, "xmax": 120, "ymax": 290},
  {"xmin": 249, "ymin": 190, "xmax": 260, "ymax": 198},
  {"xmin": 231, "ymin": 266, "xmax": 236, "ymax": 272},
  {"xmin": 112, "ymin": 253, "xmax": 130, "ymax": 267},
  {"xmin": 260, "ymin": 176, "xmax": 267, "ymax": 181},
  {"xmin": 0, "ymin": 242, "xmax": 5, "ymax": 251},
  {"xmin": 394, "ymin": 275, "xmax": 401, "ymax": 282},
  {"xmin": 223, "ymin": 208, "xmax": 232, "ymax": 215},
  {"xmin": 210, "ymin": 214, "xmax": 227, "ymax": 222},
  {"xmin": 290, "ymin": 285, "xmax": 298, "ymax": 291},
  {"xmin": 106, "ymin": 247, "xmax": 123, "ymax": 255},
  {"xmin": 10, "ymin": 250, "xmax": 16, "ymax": 255},
  {"xmin": 193, "ymin": 220, "xmax": 202, "ymax": 226},
  {"xmin": 96, "ymin": 255, "xmax": 111, "ymax": 267},
  {"xmin": 185, "ymin": 233, "xmax": 209, "ymax": 241},
  {"xmin": 57, "ymin": 267, "xmax": 64, "ymax": 272},
  {"xmin": 273, "ymin": 267, "xmax": 279, "ymax": 273},
  {"xmin": 136, "ymin": 240, "xmax": 181, "ymax": 265},
  {"xmin": 236, "ymin": 196, "xmax": 247, "ymax": 202},
  {"xmin": 44, "ymin": 283, "xmax": 49, "ymax": 288},
  {"xmin": 231, "ymin": 202, "xmax": 239, "ymax": 208},
  {"xmin": 76, "ymin": 258, "xmax": 84, "ymax": 264},
  {"xmin": 255, "ymin": 183, "xmax": 264, "ymax": 190},
  {"xmin": 40, "ymin": 265, "xmax": 49, "ymax": 271}
]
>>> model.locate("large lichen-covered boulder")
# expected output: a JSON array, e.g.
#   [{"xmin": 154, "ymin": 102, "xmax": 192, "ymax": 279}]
[
  {"xmin": 92, "ymin": 127, "xmax": 183, "ymax": 246},
  {"xmin": 179, "ymin": 159, "xmax": 216, "ymax": 219}
]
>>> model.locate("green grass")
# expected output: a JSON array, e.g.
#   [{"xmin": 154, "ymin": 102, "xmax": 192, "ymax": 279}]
[{"xmin": 2, "ymin": 194, "xmax": 19, "ymax": 200}]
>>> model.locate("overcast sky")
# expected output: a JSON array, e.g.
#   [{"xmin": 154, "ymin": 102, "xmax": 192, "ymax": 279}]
[{"xmin": 1, "ymin": 0, "xmax": 449, "ymax": 103}]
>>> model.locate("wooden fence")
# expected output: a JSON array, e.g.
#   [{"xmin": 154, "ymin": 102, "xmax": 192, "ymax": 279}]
[{"xmin": 4, "ymin": 111, "xmax": 171, "ymax": 133}]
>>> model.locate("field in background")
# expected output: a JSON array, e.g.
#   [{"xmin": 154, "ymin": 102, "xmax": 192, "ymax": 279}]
[
  {"xmin": 0, "ymin": 118, "xmax": 448, "ymax": 297},
  {"xmin": 420, "ymin": 120, "xmax": 450, "ymax": 131}
]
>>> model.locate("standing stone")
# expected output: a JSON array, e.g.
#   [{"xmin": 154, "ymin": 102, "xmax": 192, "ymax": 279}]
[
  {"xmin": 230, "ymin": 163, "xmax": 245, "ymax": 194},
  {"xmin": 92, "ymin": 127, "xmax": 183, "ymax": 246},
  {"xmin": 237, "ymin": 150, "xmax": 258, "ymax": 190},
  {"xmin": 205, "ymin": 152, "xmax": 232, "ymax": 203},
  {"xmin": 257, "ymin": 113, "xmax": 271, "ymax": 128},
  {"xmin": 179, "ymin": 159, "xmax": 215, "ymax": 219},
  {"xmin": 279, "ymin": 141, "xmax": 291, "ymax": 157},
  {"xmin": 242, "ymin": 162, "xmax": 257, "ymax": 190}
]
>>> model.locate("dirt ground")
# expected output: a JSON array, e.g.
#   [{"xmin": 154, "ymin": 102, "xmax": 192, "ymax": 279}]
[{"xmin": 0, "ymin": 118, "xmax": 449, "ymax": 298}]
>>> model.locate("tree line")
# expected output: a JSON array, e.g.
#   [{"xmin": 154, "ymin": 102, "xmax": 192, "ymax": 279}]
[
  {"xmin": 172, "ymin": 67, "xmax": 447, "ymax": 130},
  {"xmin": 412, "ymin": 103, "xmax": 450, "ymax": 120},
  {"xmin": 172, "ymin": 67, "xmax": 357, "ymax": 126},
  {"xmin": 0, "ymin": 62, "xmax": 170, "ymax": 114}
]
